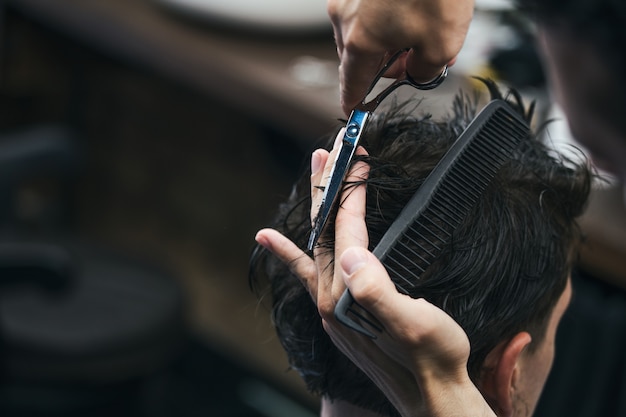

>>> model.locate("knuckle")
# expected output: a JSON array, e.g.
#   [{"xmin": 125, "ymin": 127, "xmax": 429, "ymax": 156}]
[
  {"xmin": 349, "ymin": 277, "xmax": 379, "ymax": 304},
  {"xmin": 342, "ymin": 24, "xmax": 383, "ymax": 56},
  {"xmin": 342, "ymin": 37, "xmax": 366, "ymax": 54},
  {"xmin": 326, "ymin": 1, "xmax": 339, "ymax": 19},
  {"xmin": 317, "ymin": 298, "xmax": 335, "ymax": 322}
]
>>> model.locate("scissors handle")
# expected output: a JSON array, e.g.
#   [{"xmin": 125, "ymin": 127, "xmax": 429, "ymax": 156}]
[
  {"xmin": 356, "ymin": 49, "xmax": 449, "ymax": 113},
  {"xmin": 408, "ymin": 64, "xmax": 449, "ymax": 90}
]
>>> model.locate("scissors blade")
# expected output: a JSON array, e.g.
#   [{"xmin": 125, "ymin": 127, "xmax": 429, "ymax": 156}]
[{"xmin": 308, "ymin": 109, "xmax": 370, "ymax": 251}]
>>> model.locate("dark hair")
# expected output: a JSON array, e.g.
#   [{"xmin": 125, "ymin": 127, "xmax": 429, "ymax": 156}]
[{"xmin": 249, "ymin": 83, "xmax": 592, "ymax": 417}]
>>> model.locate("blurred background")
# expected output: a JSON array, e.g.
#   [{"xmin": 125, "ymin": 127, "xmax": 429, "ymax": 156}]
[{"xmin": 0, "ymin": 0, "xmax": 624, "ymax": 416}]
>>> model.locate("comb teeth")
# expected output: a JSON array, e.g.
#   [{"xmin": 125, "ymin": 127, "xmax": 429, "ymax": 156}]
[{"xmin": 373, "ymin": 100, "xmax": 529, "ymax": 293}]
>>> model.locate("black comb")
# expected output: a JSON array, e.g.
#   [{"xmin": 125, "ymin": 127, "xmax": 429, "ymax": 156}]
[{"xmin": 334, "ymin": 99, "xmax": 529, "ymax": 338}]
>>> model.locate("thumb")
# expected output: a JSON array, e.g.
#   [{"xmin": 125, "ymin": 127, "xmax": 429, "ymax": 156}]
[
  {"xmin": 339, "ymin": 247, "xmax": 427, "ymax": 336},
  {"xmin": 339, "ymin": 247, "xmax": 470, "ymax": 359},
  {"xmin": 339, "ymin": 247, "xmax": 398, "ymax": 314}
]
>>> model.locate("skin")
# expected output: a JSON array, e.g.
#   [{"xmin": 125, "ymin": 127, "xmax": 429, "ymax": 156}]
[
  {"xmin": 327, "ymin": 0, "xmax": 475, "ymax": 115},
  {"xmin": 319, "ymin": 280, "xmax": 572, "ymax": 417}
]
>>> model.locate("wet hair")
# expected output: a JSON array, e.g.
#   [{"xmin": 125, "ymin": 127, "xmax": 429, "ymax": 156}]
[{"xmin": 249, "ymin": 82, "xmax": 592, "ymax": 417}]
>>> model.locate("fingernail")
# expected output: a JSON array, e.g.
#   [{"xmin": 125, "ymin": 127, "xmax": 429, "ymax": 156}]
[
  {"xmin": 340, "ymin": 247, "xmax": 369, "ymax": 276},
  {"xmin": 311, "ymin": 150, "xmax": 322, "ymax": 175},
  {"xmin": 254, "ymin": 230, "xmax": 270, "ymax": 250}
]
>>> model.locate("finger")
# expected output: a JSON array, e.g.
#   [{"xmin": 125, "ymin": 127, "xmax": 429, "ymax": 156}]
[
  {"xmin": 403, "ymin": 5, "xmax": 472, "ymax": 84},
  {"xmin": 310, "ymin": 148, "xmax": 331, "ymax": 227},
  {"xmin": 311, "ymin": 130, "xmax": 345, "ymax": 248},
  {"xmin": 339, "ymin": 247, "xmax": 470, "ymax": 365},
  {"xmin": 382, "ymin": 53, "xmax": 409, "ymax": 79},
  {"xmin": 339, "ymin": 49, "xmax": 386, "ymax": 115},
  {"xmin": 313, "ymin": 144, "xmax": 368, "ymax": 315},
  {"xmin": 327, "ymin": 0, "xmax": 344, "ymax": 52},
  {"xmin": 315, "ymin": 145, "xmax": 369, "ymax": 298},
  {"xmin": 405, "ymin": 48, "xmax": 451, "ymax": 83},
  {"xmin": 329, "ymin": 16, "xmax": 344, "ymax": 61},
  {"xmin": 255, "ymin": 228, "xmax": 318, "ymax": 298},
  {"xmin": 332, "ymin": 146, "xmax": 370, "ymax": 299},
  {"xmin": 340, "ymin": 247, "xmax": 393, "ymax": 301},
  {"xmin": 339, "ymin": 247, "xmax": 429, "ymax": 341},
  {"xmin": 311, "ymin": 129, "xmax": 344, "ymax": 227},
  {"xmin": 310, "ymin": 136, "xmax": 346, "ymax": 311}
]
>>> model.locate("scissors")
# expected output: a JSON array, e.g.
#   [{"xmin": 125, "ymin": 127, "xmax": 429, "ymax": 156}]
[{"xmin": 307, "ymin": 49, "xmax": 448, "ymax": 251}]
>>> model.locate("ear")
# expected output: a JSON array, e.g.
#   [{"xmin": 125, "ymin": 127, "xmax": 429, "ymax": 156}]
[{"xmin": 479, "ymin": 332, "xmax": 532, "ymax": 417}]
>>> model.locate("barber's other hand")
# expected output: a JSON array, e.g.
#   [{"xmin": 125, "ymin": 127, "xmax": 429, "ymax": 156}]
[
  {"xmin": 339, "ymin": 247, "xmax": 469, "ymax": 379},
  {"xmin": 328, "ymin": 0, "xmax": 474, "ymax": 115},
  {"xmin": 336, "ymin": 247, "xmax": 496, "ymax": 417}
]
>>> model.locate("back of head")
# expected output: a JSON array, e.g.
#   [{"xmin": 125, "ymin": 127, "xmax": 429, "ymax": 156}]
[{"xmin": 250, "ymin": 83, "xmax": 592, "ymax": 417}]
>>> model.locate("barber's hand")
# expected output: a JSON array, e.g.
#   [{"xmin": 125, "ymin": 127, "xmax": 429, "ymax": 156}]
[
  {"xmin": 328, "ymin": 0, "xmax": 475, "ymax": 115},
  {"xmin": 256, "ymin": 131, "xmax": 494, "ymax": 416},
  {"xmin": 335, "ymin": 248, "xmax": 496, "ymax": 417}
]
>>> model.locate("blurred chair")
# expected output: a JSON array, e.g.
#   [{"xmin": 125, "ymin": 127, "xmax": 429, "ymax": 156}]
[{"xmin": 0, "ymin": 126, "xmax": 186, "ymax": 416}]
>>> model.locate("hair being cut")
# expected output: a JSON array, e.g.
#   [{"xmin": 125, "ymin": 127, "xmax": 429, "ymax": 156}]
[{"xmin": 250, "ymin": 81, "xmax": 592, "ymax": 417}]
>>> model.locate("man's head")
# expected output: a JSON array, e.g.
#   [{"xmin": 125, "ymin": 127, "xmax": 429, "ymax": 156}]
[
  {"xmin": 251, "ymin": 85, "xmax": 592, "ymax": 417},
  {"xmin": 515, "ymin": 0, "xmax": 626, "ymax": 183}
]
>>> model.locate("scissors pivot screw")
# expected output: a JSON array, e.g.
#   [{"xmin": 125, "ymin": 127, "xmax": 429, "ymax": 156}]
[
  {"xmin": 346, "ymin": 124, "xmax": 360, "ymax": 138},
  {"xmin": 308, "ymin": 49, "xmax": 449, "ymax": 252}
]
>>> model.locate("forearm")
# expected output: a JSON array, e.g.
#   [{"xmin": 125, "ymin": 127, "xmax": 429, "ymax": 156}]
[{"xmin": 418, "ymin": 373, "xmax": 495, "ymax": 417}]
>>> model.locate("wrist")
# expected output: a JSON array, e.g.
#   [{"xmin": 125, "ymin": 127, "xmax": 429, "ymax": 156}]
[{"xmin": 416, "ymin": 372, "xmax": 496, "ymax": 417}]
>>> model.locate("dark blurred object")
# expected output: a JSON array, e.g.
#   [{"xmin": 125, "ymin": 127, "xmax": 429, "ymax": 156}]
[
  {"xmin": 0, "ymin": 126, "xmax": 186, "ymax": 416},
  {"xmin": 0, "ymin": 126, "xmax": 78, "ymax": 232},
  {"xmin": 142, "ymin": 339, "xmax": 316, "ymax": 417},
  {"xmin": 489, "ymin": 42, "xmax": 545, "ymax": 89},
  {"xmin": 487, "ymin": 10, "xmax": 545, "ymax": 90},
  {"xmin": 534, "ymin": 267, "xmax": 626, "ymax": 417},
  {"xmin": 0, "ymin": 241, "xmax": 73, "ymax": 294}
]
